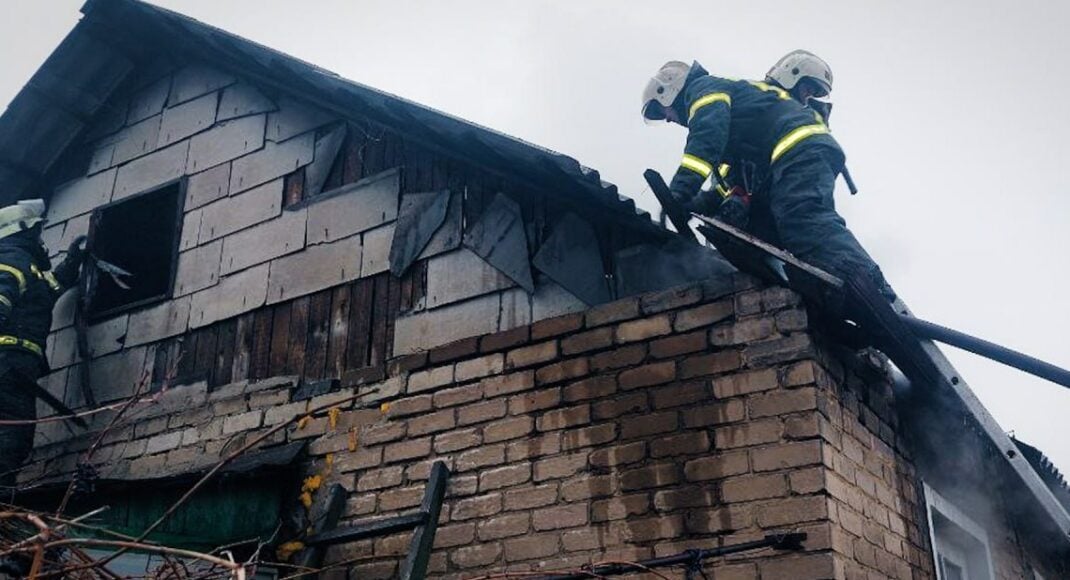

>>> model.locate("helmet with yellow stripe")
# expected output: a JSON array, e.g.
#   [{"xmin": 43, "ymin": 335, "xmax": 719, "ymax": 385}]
[{"xmin": 0, "ymin": 199, "xmax": 46, "ymax": 240}]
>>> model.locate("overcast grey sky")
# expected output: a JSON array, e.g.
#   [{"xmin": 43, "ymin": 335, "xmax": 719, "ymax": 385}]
[{"xmin": 2, "ymin": 1, "xmax": 1069, "ymax": 474}]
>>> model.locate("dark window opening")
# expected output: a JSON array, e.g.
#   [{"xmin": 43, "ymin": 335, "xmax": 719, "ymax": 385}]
[{"xmin": 88, "ymin": 180, "xmax": 184, "ymax": 319}]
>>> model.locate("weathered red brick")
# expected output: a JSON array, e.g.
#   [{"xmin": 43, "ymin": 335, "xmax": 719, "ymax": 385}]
[
  {"xmin": 616, "ymin": 315, "xmax": 672, "ymax": 343},
  {"xmin": 712, "ymin": 369, "xmax": 778, "ymax": 398},
  {"xmin": 589, "ymin": 441, "xmax": 646, "ymax": 468},
  {"xmin": 481, "ymin": 370, "xmax": 535, "ymax": 398},
  {"xmin": 506, "ymin": 432, "xmax": 561, "ymax": 462},
  {"xmin": 674, "ymin": 300, "xmax": 734, "ymax": 332},
  {"xmin": 455, "ymin": 444, "xmax": 506, "ymax": 471},
  {"xmin": 454, "ymin": 353, "xmax": 505, "ymax": 382},
  {"xmin": 620, "ymin": 463, "xmax": 678, "ymax": 491},
  {"xmin": 504, "ymin": 532, "xmax": 560, "ymax": 562},
  {"xmin": 585, "ymin": 297, "xmax": 639, "ymax": 328},
  {"xmin": 388, "ymin": 352, "xmax": 427, "ymax": 375},
  {"xmin": 592, "ymin": 493, "xmax": 650, "ymax": 521},
  {"xmin": 560, "ymin": 422, "xmax": 617, "ymax": 451},
  {"xmin": 756, "ymin": 495, "xmax": 829, "ymax": 528},
  {"xmin": 621, "ymin": 514, "xmax": 685, "ymax": 542},
  {"xmin": 457, "ymin": 398, "xmax": 507, "ymax": 426},
  {"xmin": 477, "ymin": 512, "xmax": 531, "ymax": 540},
  {"xmin": 407, "ymin": 408, "xmax": 456, "ymax": 436},
  {"xmin": 356, "ymin": 466, "xmax": 403, "ymax": 491},
  {"xmin": 533, "ymin": 452, "xmax": 588, "ymax": 481},
  {"xmin": 451, "ymin": 493, "xmax": 502, "ymax": 520},
  {"xmin": 378, "ymin": 486, "xmax": 425, "ymax": 511},
  {"xmin": 762, "ymin": 286, "xmax": 802, "ymax": 310},
  {"xmin": 561, "ymin": 525, "xmax": 624, "ymax": 552},
  {"xmin": 432, "ymin": 522, "xmax": 475, "ymax": 548},
  {"xmin": 651, "ymin": 381, "xmax": 709, "ymax": 409},
  {"xmin": 434, "ymin": 427, "xmax": 482, "ymax": 453},
  {"xmin": 748, "ymin": 387, "xmax": 818, "ymax": 418},
  {"xmin": 504, "ymin": 484, "xmax": 559, "ymax": 511},
  {"xmin": 590, "ymin": 344, "xmax": 647, "ymax": 372},
  {"xmin": 592, "ymin": 393, "xmax": 649, "ymax": 420},
  {"xmin": 561, "ymin": 327, "xmax": 614, "ymax": 355},
  {"xmin": 480, "ymin": 326, "xmax": 530, "ymax": 353},
  {"xmin": 406, "ymin": 364, "xmax": 455, "ymax": 393},
  {"xmin": 653, "ymin": 487, "xmax": 718, "ymax": 511},
  {"xmin": 682, "ymin": 400, "xmax": 746, "ymax": 428},
  {"xmin": 711, "ymin": 317, "xmax": 775, "ymax": 346},
  {"xmin": 618, "ymin": 361, "xmax": 676, "ymax": 390},
  {"xmin": 743, "ymin": 334, "xmax": 814, "ymax": 367},
  {"xmin": 428, "ymin": 336, "xmax": 479, "ymax": 364},
  {"xmin": 480, "ymin": 463, "xmax": 532, "ymax": 491},
  {"xmin": 559, "ymin": 474, "xmax": 615, "ymax": 502},
  {"xmin": 685, "ymin": 505, "xmax": 753, "ymax": 533},
  {"xmin": 641, "ymin": 284, "xmax": 703, "ymax": 314},
  {"xmin": 562, "ymin": 375, "xmax": 616, "ymax": 402},
  {"xmin": 789, "ymin": 467, "xmax": 826, "ymax": 494},
  {"xmin": 714, "ymin": 418, "xmax": 782, "ymax": 449},
  {"xmin": 721, "ymin": 473, "xmax": 789, "ymax": 502},
  {"xmin": 649, "ymin": 330, "xmax": 708, "ymax": 359},
  {"xmin": 775, "ymin": 308, "xmax": 808, "ymax": 333},
  {"xmin": 383, "ymin": 437, "xmax": 431, "ymax": 463},
  {"xmin": 620, "ymin": 411, "xmax": 678, "ymax": 439},
  {"xmin": 508, "ymin": 387, "xmax": 561, "ymax": 414},
  {"xmin": 483, "ymin": 415, "xmax": 534, "ymax": 443},
  {"xmin": 535, "ymin": 358, "xmax": 589, "ymax": 385},
  {"xmin": 450, "ymin": 542, "xmax": 503, "ymax": 569},
  {"xmin": 386, "ymin": 395, "xmax": 432, "ymax": 418},
  {"xmin": 533, "ymin": 503, "xmax": 588, "ymax": 530},
  {"xmin": 334, "ymin": 448, "xmax": 382, "ymax": 472},
  {"xmin": 781, "ymin": 360, "xmax": 817, "ymax": 387},
  {"xmin": 536, "ymin": 405, "xmax": 591, "ymax": 431},
  {"xmin": 350, "ymin": 561, "xmax": 396, "ymax": 580},
  {"xmin": 432, "ymin": 383, "xmax": 484, "ymax": 408},
  {"xmin": 505, "ymin": 341, "xmax": 558, "ymax": 369},
  {"xmin": 649, "ymin": 430, "xmax": 710, "ymax": 458},
  {"xmin": 751, "ymin": 440, "xmax": 823, "ymax": 472},
  {"xmin": 683, "ymin": 449, "xmax": 750, "ymax": 483},
  {"xmin": 680, "ymin": 350, "xmax": 742, "ymax": 379},
  {"xmin": 531, "ymin": 312, "xmax": 584, "ymax": 340},
  {"xmin": 760, "ymin": 552, "xmax": 835, "ymax": 580},
  {"xmin": 784, "ymin": 414, "xmax": 821, "ymax": 440},
  {"xmin": 361, "ymin": 421, "xmax": 406, "ymax": 445}
]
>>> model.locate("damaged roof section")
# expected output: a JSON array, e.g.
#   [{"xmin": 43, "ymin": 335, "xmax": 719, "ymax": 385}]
[{"xmin": 1, "ymin": 0, "xmax": 667, "ymax": 240}]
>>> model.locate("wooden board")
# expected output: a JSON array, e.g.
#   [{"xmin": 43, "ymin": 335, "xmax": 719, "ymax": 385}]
[
  {"xmin": 283, "ymin": 166, "xmax": 306, "ymax": 208},
  {"xmin": 304, "ymin": 290, "xmax": 332, "ymax": 380},
  {"xmin": 342, "ymin": 122, "xmax": 366, "ymax": 185},
  {"xmin": 231, "ymin": 312, "xmax": 255, "ymax": 384},
  {"xmin": 346, "ymin": 278, "xmax": 374, "ymax": 369},
  {"xmin": 286, "ymin": 296, "xmax": 310, "ymax": 376},
  {"xmin": 249, "ymin": 309, "xmax": 274, "ymax": 381},
  {"xmin": 268, "ymin": 302, "xmax": 293, "ymax": 377},
  {"xmin": 368, "ymin": 274, "xmax": 390, "ymax": 367},
  {"xmin": 193, "ymin": 326, "xmax": 219, "ymax": 386},
  {"xmin": 213, "ymin": 318, "xmax": 238, "ymax": 387},
  {"xmin": 326, "ymin": 285, "xmax": 352, "ymax": 378}
]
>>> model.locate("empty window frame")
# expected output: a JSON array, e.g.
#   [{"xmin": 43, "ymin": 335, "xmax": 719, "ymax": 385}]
[
  {"xmin": 923, "ymin": 483, "xmax": 995, "ymax": 580},
  {"xmin": 87, "ymin": 179, "xmax": 185, "ymax": 319}
]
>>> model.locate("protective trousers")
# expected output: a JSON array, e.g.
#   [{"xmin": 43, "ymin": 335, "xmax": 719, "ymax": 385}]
[
  {"xmin": 750, "ymin": 145, "xmax": 880, "ymax": 281},
  {"xmin": 0, "ymin": 351, "xmax": 44, "ymax": 487}
]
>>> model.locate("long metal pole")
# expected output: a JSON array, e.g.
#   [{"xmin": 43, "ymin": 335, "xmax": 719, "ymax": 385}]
[{"xmin": 901, "ymin": 315, "xmax": 1070, "ymax": 390}]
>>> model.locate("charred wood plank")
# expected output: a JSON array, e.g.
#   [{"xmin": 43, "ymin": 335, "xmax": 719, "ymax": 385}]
[
  {"xmin": 368, "ymin": 274, "xmax": 390, "ymax": 367},
  {"xmin": 250, "ymin": 309, "xmax": 274, "ymax": 381},
  {"xmin": 346, "ymin": 279, "xmax": 374, "ymax": 369},
  {"xmin": 304, "ymin": 291, "xmax": 332, "ymax": 380},
  {"xmin": 213, "ymin": 318, "xmax": 238, "ymax": 387},
  {"xmin": 286, "ymin": 296, "xmax": 310, "ymax": 376},
  {"xmin": 231, "ymin": 312, "xmax": 255, "ymax": 384},
  {"xmin": 326, "ymin": 285, "xmax": 351, "ymax": 378},
  {"xmin": 269, "ymin": 302, "xmax": 292, "ymax": 377}
]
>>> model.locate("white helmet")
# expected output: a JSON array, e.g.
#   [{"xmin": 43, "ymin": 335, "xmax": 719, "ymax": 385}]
[
  {"xmin": 0, "ymin": 199, "xmax": 46, "ymax": 240},
  {"xmin": 641, "ymin": 61, "xmax": 692, "ymax": 122},
  {"xmin": 766, "ymin": 50, "xmax": 833, "ymax": 95}
]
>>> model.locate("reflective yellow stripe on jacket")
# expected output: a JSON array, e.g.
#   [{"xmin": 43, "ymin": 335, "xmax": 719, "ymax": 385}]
[
  {"xmin": 0, "ymin": 264, "xmax": 26, "ymax": 295},
  {"xmin": 0, "ymin": 335, "xmax": 43, "ymax": 356},
  {"xmin": 688, "ymin": 92, "xmax": 731, "ymax": 121},
  {"xmin": 680, "ymin": 154, "xmax": 714, "ymax": 178},
  {"xmin": 30, "ymin": 264, "xmax": 60, "ymax": 291},
  {"xmin": 770, "ymin": 123, "xmax": 830, "ymax": 163}
]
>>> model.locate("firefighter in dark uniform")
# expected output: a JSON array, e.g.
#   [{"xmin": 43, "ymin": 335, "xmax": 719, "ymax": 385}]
[
  {"xmin": 0, "ymin": 199, "xmax": 86, "ymax": 486},
  {"xmin": 641, "ymin": 52, "xmax": 889, "ymax": 291}
]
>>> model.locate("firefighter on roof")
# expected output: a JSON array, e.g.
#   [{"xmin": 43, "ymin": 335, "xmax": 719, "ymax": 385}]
[
  {"xmin": 0, "ymin": 200, "xmax": 86, "ymax": 486},
  {"xmin": 641, "ymin": 51, "xmax": 887, "ymax": 289}
]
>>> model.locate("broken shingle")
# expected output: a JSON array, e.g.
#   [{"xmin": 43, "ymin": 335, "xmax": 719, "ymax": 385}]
[
  {"xmin": 463, "ymin": 193, "xmax": 534, "ymax": 293},
  {"xmin": 388, "ymin": 188, "xmax": 449, "ymax": 277},
  {"xmin": 532, "ymin": 213, "xmax": 610, "ymax": 306}
]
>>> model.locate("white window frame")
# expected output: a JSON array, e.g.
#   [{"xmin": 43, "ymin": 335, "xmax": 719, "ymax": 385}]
[{"xmin": 923, "ymin": 482, "xmax": 996, "ymax": 580}]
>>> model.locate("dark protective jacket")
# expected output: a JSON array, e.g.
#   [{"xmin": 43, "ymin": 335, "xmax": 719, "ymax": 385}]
[
  {"xmin": 667, "ymin": 62, "xmax": 842, "ymax": 205},
  {"xmin": 0, "ymin": 233, "xmax": 78, "ymax": 361}
]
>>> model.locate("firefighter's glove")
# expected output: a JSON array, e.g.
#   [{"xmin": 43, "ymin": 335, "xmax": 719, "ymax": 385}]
[
  {"xmin": 715, "ymin": 195, "xmax": 750, "ymax": 229},
  {"xmin": 66, "ymin": 236, "xmax": 87, "ymax": 266}
]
